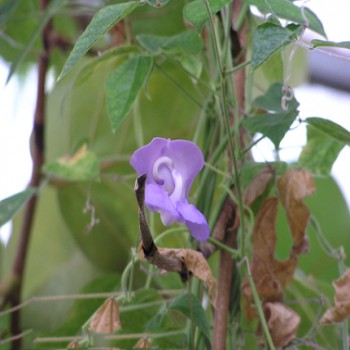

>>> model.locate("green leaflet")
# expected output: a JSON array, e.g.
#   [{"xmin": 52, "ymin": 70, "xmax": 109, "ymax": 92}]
[
  {"xmin": 306, "ymin": 117, "xmax": 350, "ymax": 145},
  {"xmin": 180, "ymin": 54, "xmax": 203, "ymax": 79},
  {"xmin": 242, "ymin": 112, "xmax": 297, "ymax": 149},
  {"xmin": 58, "ymin": 1, "xmax": 139, "ymax": 80},
  {"xmin": 57, "ymin": 180, "xmax": 133, "ymax": 271},
  {"xmin": 299, "ymin": 125, "xmax": 344, "ymax": 176},
  {"xmin": 244, "ymin": 0, "xmax": 326, "ymax": 37},
  {"xmin": 136, "ymin": 30, "xmax": 203, "ymax": 55},
  {"xmin": 106, "ymin": 55, "xmax": 153, "ymax": 132},
  {"xmin": 0, "ymin": 0, "xmax": 20, "ymax": 25},
  {"xmin": 311, "ymin": 40, "xmax": 350, "ymax": 50},
  {"xmin": 252, "ymin": 22, "xmax": 301, "ymax": 69},
  {"xmin": 253, "ymin": 81, "xmax": 299, "ymax": 113},
  {"xmin": 300, "ymin": 117, "xmax": 350, "ymax": 175},
  {"xmin": 0, "ymin": 188, "xmax": 36, "ymax": 227},
  {"xmin": 243, "ymin": 82, "xmax": 299, "ymax": 149},
  {"xmin": 183, "ymin": 0, "xmax": 231, "ymax": 32},
  {"xmin": 43, "ymin": 146, "xmax": 100, "ymax": 182},
  {"xmin": 7, "ymin": 0, "xmax": 64, "ymax": 82},
  {"xmin": 169, "ymin": 293, "xmax": 211, "ymax": 346}
]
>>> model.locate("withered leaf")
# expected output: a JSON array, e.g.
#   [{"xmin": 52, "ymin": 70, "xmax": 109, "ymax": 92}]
[
  {"xmin": 161, "ymin": 248, "xmax": 217, "ymax": 305},
  {"xmin": 133, "ymin": 337, "xmax": 152, "ymax": 348},
  {"xmin": 139, "ymin": 245, "xmax": 217, "ymax": 305},
  {"xmin": 265, "ymin": 302, "xmax": 300, "ymax": 347},
  {"xmin": 90, "ymin": 298, "xmax": 121, "ymax": 334},
  {"xmin": 242, "ymin": 198, "xmax": 298, "ymax": 320},
  {"xmin": 67, "ymin": 341, "xmax": 80, "ymax": 349},
  {"xmin": 278, "ymin": 169, "xmax": 315, "ymax": 255},
  {"xmin": 252, "ymin": 198, "xmax": 297, "ymax": 297},
  {"xmin": 320, "ymin": 268, "xmax": 350, "ymax": 324},
  {"xmin": 244, "ymin": 168, "xmax": 274, "ymax": 207}
]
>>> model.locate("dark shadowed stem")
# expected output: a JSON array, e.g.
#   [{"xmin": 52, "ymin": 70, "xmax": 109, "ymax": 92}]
[
  {"xmin": 212, "ymin": 198, "xmax": 238, "ymax": 350},
  {"xmin": 9, "ymin": 1, "xmax": 52, "ymax": 348},
  {"xmin": 134, "ymin": 176, "xmax": 185, "ymax": 274}
]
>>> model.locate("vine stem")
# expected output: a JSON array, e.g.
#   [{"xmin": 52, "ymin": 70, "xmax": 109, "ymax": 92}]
[
  {"xmin": 8, "ymin": 1, "xmax": 52, "ymax": 348},
  {"xmin": 203, "ymin": 0, "xmax": 246, "ymax": 257},
  {"xmin": 244, "ymin": 258, "xmax": 276, "ymax": 350},
  {"xmin": 202, "ymin": 2, "xmax": 247, "ymax": 350}
]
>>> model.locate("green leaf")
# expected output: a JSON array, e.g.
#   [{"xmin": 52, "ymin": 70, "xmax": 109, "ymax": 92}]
[
  {"xmin": 253, "ymin": 82, "xmax": 299, "ymax": 113},
  {"xmin": 242, "ymin": 112, "xmax": 297, "ymax": 149},
  {"xmin": 260, "ymin": 51, "xmax": 284, "ymax": 83},
  {"xmin": 0, "ymin": 0, "xmax": 20, "ymax": 25},
  {"xmin": 58, "ymin": 1, "xmax": 139, "ymax": 80},
  {"xmin": 244, "ymin": 0, "xmax": 326, "ymax": 37},
  {"xmin": 305, "ymin": 117, "xmax": 350, "ymax": 145},
  {"xmin": 298, "ymin": 125, "xmax": 344, "ymax": 175},
  {"xmin": 252, "ymin": 22, "xmax": 301, "ymax": 69},
  {"xmin": 183, "ymin": 0, "xmax": 231, "ymax": 32},
  {"xmin": 114, "ymin": 289, "xmax": 174, "ymax": 348},
  {"xmin": 311, "ymin": 40, "xmax": 350, "ymax": 50},
  {"xmin": 43, "ymin": 274, "xmax": 120, "ymax": 337},
  {"xmin": 106, "ymin": 55, "xmax": 153, "ymax": 132},
  {"xmin": 169, "ymin": 293, "xmax": 211, "ymax": 344},
  {"xmin": 7, "ymin": 0, "xmax": 64, "ymax": 82},
  {"xmin": 136, "ymin": 30, "xmax": 203, "ymax": 55},
  {"xmin": 145, "ymin": 0, "xmax": 170, "ymax": 8},
  {"xmin": 0, "ymin": 188, "xmax": 36, "ymax": 227},
  {"xmin": 43, "ymin": 145, "xmax": 100, "ymax": 182},
  {"xmin": 145, "ymin": 304, "xmax": 167, "ymax": 331},
  {"xmin": 57, "ymin": 180, "xmax": 134, "ymax": 271},
  {"xmin": 3, "ymin": 186, "xmax": 100, "ymax": 332},
  {"xmin": 180, "ymin": 54, "xmax": 203, "ymax": 79}
]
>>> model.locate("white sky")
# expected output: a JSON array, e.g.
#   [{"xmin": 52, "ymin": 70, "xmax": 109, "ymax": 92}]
[{"xmin": 0, "ymin": 0, "xmax": 350, "ymax": 243}]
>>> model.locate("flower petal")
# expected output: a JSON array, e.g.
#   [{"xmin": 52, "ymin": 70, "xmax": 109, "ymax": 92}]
[
  {"xmin": 164, "ymin": 140, "xmax": 204, "ymax": 198},
  {"xmin": 177, "ymin": 201, "xmax": 210, "ymax": 242},
  {"xmin": 130, "ymin": 138, "xmax": 167, "ymax": 183},
  {"xmin": 145, "ymin": 184, "xmax": 179, "ymax": 226}
]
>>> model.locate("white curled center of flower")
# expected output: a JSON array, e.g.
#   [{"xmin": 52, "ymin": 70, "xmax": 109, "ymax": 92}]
[{"xmin": 152, "ymin": 156, "xmax": 184, "ymax": 201}]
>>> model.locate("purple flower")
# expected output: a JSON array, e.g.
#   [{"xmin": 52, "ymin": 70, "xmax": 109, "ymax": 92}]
[{"xmin": 130, "ymin": 137, "xmax": 210, "ymax": 242}]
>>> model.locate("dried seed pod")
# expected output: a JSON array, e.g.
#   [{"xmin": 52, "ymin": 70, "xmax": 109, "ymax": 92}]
[{"xmin": 90, "ymin": 298, "xmax": 121, "ymax": 334}]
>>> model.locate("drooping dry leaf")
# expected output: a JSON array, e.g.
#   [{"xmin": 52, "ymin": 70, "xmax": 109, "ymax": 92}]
[
  {"xmin": 133, "ymin": 337, "xmax": 152, "ymax": 348},
  {"xmin": 244, "ymin": 168, "xmax": 274, "ymax": 207},
  {"xmin": 265, "ymin": 302, "xmax": 300, "ymax": 347},
  {"xmin": 320, "ymin": 268, "xmax": 350, "ymax": 324},
  {"xmin": 252, "ymin": 198, "xmax": 297, "ymax": 296},
  {"xmin": 90, "ymin": 298, "xmax": 121, "ymax": 334},
  {"xmin": 67, "ymin": 341, "xmax": 80, "ymax": 349},
  {"xmin": 138, "ymin": 244, "xmax": 217, "ymax": 305},
  {"xmin": 161, "ymin": 248, "xmax": 217, "ymax": 305},
  {"xmin": 242, "ymin": 198, "xmax": 298, "ymax": 320},
  {"xmin": 278, "ymin": 169, "xmax": 315, "ymax": 255}
]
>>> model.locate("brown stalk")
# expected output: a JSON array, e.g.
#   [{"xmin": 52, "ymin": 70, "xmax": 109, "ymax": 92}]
[
  {"xmin": 134, "ymin": 175, "xmax": 186, "ymax": 276},
  {"xmin": 9, "ymin": 1, "xmax": 52, "ymax": 348},
  {"xmin": 211, "ymin": 1, "xmax": 248, "ymax": 349},
  {"xmin": 212, "ymin": 197, "xmax": 238, "ymax": 350}
]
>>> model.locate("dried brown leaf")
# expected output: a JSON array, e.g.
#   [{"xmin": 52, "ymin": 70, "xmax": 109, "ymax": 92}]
[
  {"xmin": 90, "ymin": 298, "xmax": 121, "ymax": 334},
  {"xmin": 244, "ymin": 168, "xmax": 274, "ymax": 207},
  {"xmin": 278, "ymin": 169, "xmax": 315, "ymax": 255},
  {"xmin": 320, "ymin": 268, "xmax": 350, "ymax": 324},
  {"xmin": 67, "ymin": 341, "xmax": 80, "ymax": 349},
  {"xmin": 139, "ymin": 245, "xmax": 217, "ymax": 305},
  {"xmin": 242, "ymin": 198, "xmax": 298, "ymax": 320},
  {"xmin": 133, "ymin": 337, "xmax": 152, "ymax": 348},
  {"xmin": 265, "ymin": 302, "xmax": 300, "ymax": 347},
  {"xmin": 252, "ymin": 198, "xmax": 296, "ymax": 298},
  {"xmin": 160, "ymin": 248, "xmax": 217, "ymax": 305}
]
